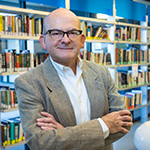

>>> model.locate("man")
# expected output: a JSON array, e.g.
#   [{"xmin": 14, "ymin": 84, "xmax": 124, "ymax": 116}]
[{"xmin": 15, "ymin": 8, "xmax": 133, "ymax": 150}]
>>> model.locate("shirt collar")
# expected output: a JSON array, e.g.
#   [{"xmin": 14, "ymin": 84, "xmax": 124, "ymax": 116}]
[{"xmin": 50, "ymin": 56, "xmax": 83, "ymax": 77}]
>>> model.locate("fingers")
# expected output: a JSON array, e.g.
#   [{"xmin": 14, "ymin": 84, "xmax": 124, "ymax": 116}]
[
  {"xmin": 37, "ymin": 122, "xmax": 56, "ymax": 130},
  {"xmin": 36, "ymin": 112, "xmax": 64, "ymax": 130},
  {"xmin": 40, "ymin": 112, "xmax": 55, "ymax": 120},
  {"xmin": 37, "ymin": 117, "xmax": 55, "ymax": 123},
  {"xmin": 119, "ymin": 115, "xmax": 133, "ymax": 122},
  {"xmin": 119, "ymin": 110, "xmax": 131, "ymax": 116},
  {"xmin": 101, "ymin": 110, "xmax": 133, "ymax": 134}
]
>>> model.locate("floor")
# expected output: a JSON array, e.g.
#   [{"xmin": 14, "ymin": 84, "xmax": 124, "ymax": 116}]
[{"xmin": 2, "ymin": 119, "xmax": 149, "ymax": 150}]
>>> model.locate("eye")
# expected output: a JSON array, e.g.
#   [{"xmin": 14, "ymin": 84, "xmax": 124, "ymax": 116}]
[
  {"xmin": 51, "ymin": 31, "xmax": 62, "ymax": 36},
  {"xmin": 69, "ymin": 31, "xmax": 78, "ymax": 35}
]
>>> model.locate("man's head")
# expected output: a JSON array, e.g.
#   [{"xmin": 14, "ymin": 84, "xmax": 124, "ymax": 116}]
[{"xmin": 39, "ymin": 8, "xmax": 85, "ymax": 67}]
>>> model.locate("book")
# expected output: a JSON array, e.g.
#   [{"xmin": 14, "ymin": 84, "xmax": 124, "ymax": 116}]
[
  {"xmin": 7, "ymin": 120, "xmax": 15, "ymax": 145},
  {"xmin": 13, "ymin": 118, "xmax": 24, "ymax": 141},
  {"xmin": 0, "ymin": 15, "xmax": 3, "ymax": 34},
  {"xmin": 94, "ymin": 26, "xmax": 102, "ymax": 37},
  {"xmin": 1, "ymin": 124, "xmax": 5, "ymax": 146},
  {"xmin": 1, "ymin": 120, "xmax": 11, "ymax": 146},
  {"xmin": 132, "ymin": 90, "xmax": 142, "ymax": 106},
  {"xmin": 105, "ymin": 53, "xmax": 112, "ymax": 65}
]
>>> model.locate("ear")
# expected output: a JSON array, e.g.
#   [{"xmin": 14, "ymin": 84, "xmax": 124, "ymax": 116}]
[
  {"xmin": 80, "ymin": 34, "xmax": 86, "ymax": 48},
  {"xmin": 39, "ymin": 35, "xmax": 47, "ymax": 50}
]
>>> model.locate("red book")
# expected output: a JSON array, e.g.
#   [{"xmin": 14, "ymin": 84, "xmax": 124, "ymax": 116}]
[
  {"xmin": 10, "ymin": 90, "xmax": 14, "ymax": 108},
  {"xmin": 88, "ymin": 52, "xmax": 91, "ymax": 61}
]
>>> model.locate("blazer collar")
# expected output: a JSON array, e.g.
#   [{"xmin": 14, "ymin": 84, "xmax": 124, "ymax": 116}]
[
  {"xmin": 82, "ymin": 61, "xmax": 105, "ymax": 119},
  {"xmin": 42, "ymin": 58, "xmax": 104, "ymax": 126},
  {"xmin": 43, "ymin": 57, "xmax": 76, "ymax": 127}
]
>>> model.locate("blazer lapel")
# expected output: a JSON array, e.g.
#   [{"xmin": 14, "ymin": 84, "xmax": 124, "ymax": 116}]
[
  {"xmin": 42, "ymin": 58, "xmax": 76, "ymax": 127},
  {"xmin": 82, "ymin": 62, "xmax": 105, "ymax": 119}
]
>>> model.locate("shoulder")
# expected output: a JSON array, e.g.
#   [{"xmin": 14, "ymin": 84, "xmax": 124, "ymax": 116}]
[{"xmin": 83, "ymin": 60, "xmax": 108, "ymax": 74}]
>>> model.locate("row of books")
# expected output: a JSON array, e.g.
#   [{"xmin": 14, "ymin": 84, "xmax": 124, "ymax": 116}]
[
  {"xmin": 1, "ymin": 117, "xmax": 25, "ymax": 146},
  {"xmin": 121, "ymin": 90, "xmax": 142, "ymax": 109},
  {"xmin": 0, "ymin": 49, "xmax": 49, "ymax": 73},
  {"xmin": 115, "ymin": 26, "xmax": 141, "ymax": 42},
  {"xmin": 0, "ymin": 86, "xmax": 18, "ymax": 110},
  {"xmin": 0, "ymin": 14, "xmax": 43, "ymax": 36},
  {"xmin": 116, "ymin": 70, "xmax": 148, "ymax": 89},
  {"xmin": 79, "ymin": 49, "xmax": 112, "ymax": 65},
  {"xmin": 80, "ymin": 21, "xmax": 110, "ymax": 40},
  {"xmin": 116, "ymin": 48, "xmax": 148, "ymax": 65}
]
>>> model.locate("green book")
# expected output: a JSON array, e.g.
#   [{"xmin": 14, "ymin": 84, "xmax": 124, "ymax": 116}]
[
  {"xmin": 6, "ymin": 90, "xmax": 11, "ymax": 109},
  {"xmin": 7, "ymin": 120, "xmax": 15, "ymax": 145}
]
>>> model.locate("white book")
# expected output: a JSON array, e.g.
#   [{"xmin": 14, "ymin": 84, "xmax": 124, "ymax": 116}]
[
  {"xmin": 95, "ymin": 26, "xmax": 102, "ymax": 37},
  {"xmin": 15, "ymin": 16, "xmax": 18, "ymax": 35},
  {"xmin": 83, "ymin": 49, "xmax": 87, "ymax": 60},
  {"xmin": 38, "ymin": 18, "xmax": 41, "ymax": 36},
  {"xmin": 124, "ymin": 26, "xmax": 127, "ymax": 41},
  {"xmin": 80, "ymin": 21, "xmax": 87, "ymax": 36},
  {"xmin": 132, "ymin": 90, "xmax": 142, "ymax": 106},
  {"xmin": 30, "ymin": 53, "xmax": 34, "ymax": 69}
]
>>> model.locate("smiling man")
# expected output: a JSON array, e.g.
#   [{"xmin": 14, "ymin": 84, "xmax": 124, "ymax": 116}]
[{"xmin": 15, "ymin": 8, "xmax": 133, "ymax": 150}]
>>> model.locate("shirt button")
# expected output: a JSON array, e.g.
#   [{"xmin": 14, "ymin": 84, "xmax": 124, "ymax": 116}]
[{"xmin": 79, "ymin": 100, "xmax": 81, "ymax": 103}]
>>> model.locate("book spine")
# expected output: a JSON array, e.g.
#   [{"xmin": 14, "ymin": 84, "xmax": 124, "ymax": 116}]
[
  {"xmin": 0, "ymin": 15, "xmax": 3, "ymax": 34},
  {"xmin": 15, "ymin": 16, "xmax": 18, "ymax": 35}
]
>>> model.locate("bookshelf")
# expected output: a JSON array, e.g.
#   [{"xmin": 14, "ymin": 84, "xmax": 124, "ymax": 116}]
[
  {"xmin": 0, "ymin": 3, "xmax": 49, "ymax": 150},
  {"xmin": 0, "ymin": 0, "xmax": 150, "ymax": 149},
  {"xmin": 78, "ymin": 0, "xmax": 150, "ymax": 123}
]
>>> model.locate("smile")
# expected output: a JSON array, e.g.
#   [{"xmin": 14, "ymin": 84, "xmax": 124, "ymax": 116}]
[{"xmin": 57, "ymin": 47, "xmax": 73, "ymax": 50}]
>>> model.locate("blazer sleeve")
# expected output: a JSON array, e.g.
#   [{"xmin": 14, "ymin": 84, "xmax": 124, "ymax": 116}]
[
  {"xmin": 100, "ymin": 65, "xmax": 132, "ymax": 146},
  {"xmin": 15, "ymin": 75, "xmax": 105, "ymax": 150}
]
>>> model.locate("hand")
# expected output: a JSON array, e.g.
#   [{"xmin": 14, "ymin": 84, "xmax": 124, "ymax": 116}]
[
  {"xmin": 36, "ymin": 112, "xmax": 64, "ymax": 130},
  {"xmin": 101, "ymin": 110, "xmax": 133, "ymax": 134}
]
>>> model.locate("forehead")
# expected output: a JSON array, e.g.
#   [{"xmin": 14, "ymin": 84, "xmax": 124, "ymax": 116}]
[{"xmin": 45, "ymin": 12, "xmax": 80, "ymax": 31}]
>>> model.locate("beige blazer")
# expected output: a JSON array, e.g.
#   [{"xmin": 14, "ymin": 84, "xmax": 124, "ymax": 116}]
[{"xmin": 14, "ymin": 57, "xmax": 128, "ymax": 150}]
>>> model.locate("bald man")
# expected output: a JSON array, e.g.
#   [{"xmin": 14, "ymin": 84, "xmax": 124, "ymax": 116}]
[{"xmin": 15, "ymin": 8, "xmax": 133, "ymax": 150}]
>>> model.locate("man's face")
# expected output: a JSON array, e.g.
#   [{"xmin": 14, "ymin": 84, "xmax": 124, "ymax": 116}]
[{"xmin": 42, "ymin": 12, "xmax": 85, "ymax": 65}]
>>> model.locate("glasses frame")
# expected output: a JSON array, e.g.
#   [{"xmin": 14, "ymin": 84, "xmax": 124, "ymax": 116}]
[{"xmin": 43, "ymin": 29, "xmax": 83, "ymax": 40}]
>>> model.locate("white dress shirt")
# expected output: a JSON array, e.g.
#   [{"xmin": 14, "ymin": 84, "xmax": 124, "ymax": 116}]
[{"xmin": 50, "ymin": 56, "xmax": 109, "ymax": 139}]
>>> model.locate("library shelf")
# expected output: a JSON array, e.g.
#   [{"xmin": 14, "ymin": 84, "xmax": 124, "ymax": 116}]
[
  {"xmin": 1, "ymin": 141, "xmax": 26, "ymax": 149},
  {"xmin": 117, "ymin": 40, "xmax": 147, "ymax": 45},
  {"xmin": 1, "ymin": 107, "xmax": 19, "ymax": 113},
  {"xmin": 0, "ymin": 5, "xmax": 49, "ymax": 17},
  {"xmin": 0, "ymin": 71, "xmax": 27, "ymax": 76},
  {"xmin": 0, "ymin": 34, "xmax": 40, "ymax": 40},
  {"xmin": 78, "ymin": 16, "xmax": 116, "ymax": 25},
  {"xmin": 117, "ymin": 22, "xmax": 147, "ymax": 29},
  {"xmin": 116, "ymin": 63, "xmax": 149, "ymax": 67},
  {"xmin": 85, "ymin": 39, "xmax": 116, "ymax": 43},
  {"xmin": 129, "ymin": 104, "xmax": 149, "ymax": 111},
  {"xmin": 118, "ymin": 83, "xmax": 148, "ymax": 91}
]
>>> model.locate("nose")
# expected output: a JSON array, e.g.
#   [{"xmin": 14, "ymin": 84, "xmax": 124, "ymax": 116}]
[{"xmin": 61, "ymin": 33, "xmax": 71, "ymax": 43}]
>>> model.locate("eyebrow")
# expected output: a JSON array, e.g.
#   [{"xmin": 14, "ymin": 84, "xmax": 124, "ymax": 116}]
[{"xmin": 49, "ymin": 28, "xmax": 79, "ymax": 31}]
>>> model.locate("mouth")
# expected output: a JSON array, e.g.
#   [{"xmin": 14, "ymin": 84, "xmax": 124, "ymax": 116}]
[{"xmin": 57, "ymin": 47, "xmax": 73, "ymax": 50}]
